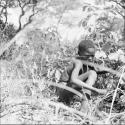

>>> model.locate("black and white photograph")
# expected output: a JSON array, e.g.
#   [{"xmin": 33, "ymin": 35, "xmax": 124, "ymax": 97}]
[{"xmin": 0, "ymin": 0, "xmax": 125, "ymax": 124}]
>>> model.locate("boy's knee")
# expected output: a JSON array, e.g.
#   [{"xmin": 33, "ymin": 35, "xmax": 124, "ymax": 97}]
[
  {"xmin": 86, "ymin": 70, "xmax": 97, "ymax": 86},
  {"xmin": 89, "ymin": 70, "xmax": 97, "ymax": 79}
]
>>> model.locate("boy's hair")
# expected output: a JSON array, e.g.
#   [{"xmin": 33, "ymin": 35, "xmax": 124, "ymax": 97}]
[{"xmin": 78, "ymin": 40, "xmax": 95, "ymax": 56}]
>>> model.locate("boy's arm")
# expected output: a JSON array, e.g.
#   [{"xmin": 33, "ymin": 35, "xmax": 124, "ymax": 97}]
[
  {"xmin": 93, "ymin": 66, "xmax": 108, "ymax": 74},
  {"xmin": 71, "ymin": 58, "xmax": 106, "ymax": 94},
  {"xmin": 60, "ymin": 63, "xmax": 74, "ymax": 82}
]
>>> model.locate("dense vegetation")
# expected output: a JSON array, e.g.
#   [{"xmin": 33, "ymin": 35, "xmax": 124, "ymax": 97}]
[{"xmin": 0, "ymin": 0, "xmax": 125, "ymax": 124}]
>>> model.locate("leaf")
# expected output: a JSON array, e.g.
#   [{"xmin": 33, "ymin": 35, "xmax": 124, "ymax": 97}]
[
  {"xmin": 82, "ymin": 6, "xmax": 88, "ymax": 11},
  {"xmin": 95, "ymin": 51, "xmax": 107, "ymax": 59},
  {"xmin": 108, "ymin": 52, "xmax": 119, "ymax": 61},
  {"xmin": 120, "ymin": 95, "xmax": 125, "ymax": 103},
  {"xmin": 117, "ymin": 49, "xmax": 124, "ymax": 55},
  {"xmin": 119, "ymin": 55, "xmax": 125, "ymax": 63},
  {"xmin": 82, "ymin": 21, "xmax": 87, "ymax": 27}
]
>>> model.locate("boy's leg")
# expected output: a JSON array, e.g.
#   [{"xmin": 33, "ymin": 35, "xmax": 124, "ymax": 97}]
[
  {"xmin": 78, "ymin": 70, "xmax": 97, "ymax": 95},
  {"xmin": 78, "ymin": 70, "xmax": 97, "ymax": 85},
  {"xmin": 78, "ymin": 72, "xmax": 90, "ymax": 81},
  {"xmin": 78, "ymin": 70, "xmax": 97, "ymax": 114}
]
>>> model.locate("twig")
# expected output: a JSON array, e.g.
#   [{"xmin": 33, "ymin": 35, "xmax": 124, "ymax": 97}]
[
  {"xmin": 48, "ymin": 81, "xmax": 84, "ymax": 99},
  {"xmin": 1, "ymin": 107, "xmax": 30, "ymax": 118},
  {"xmin": 21, "ymin": 116, "xmax": 42, "ymax": 123},
  {"xmin": 106, "ymin": 66, "xmax": 125, "ymax": 123},
  {"xmin": 57, "ymin": 6, "xmax": 67, "ymax": 28},
  {"xmin": 111, "ymin": 111, "xmax": 125, "ymax": 118},
  {"xmin": 115, "ymin": 7, "xmax": 125, "ymax": 18},
  {"xmin": 118, "ymin": 88, "xmax": 125, "ymax": 95},
  {"xmin": 111, "ymin": 0, "xmax": 125, "ymax": 9}
]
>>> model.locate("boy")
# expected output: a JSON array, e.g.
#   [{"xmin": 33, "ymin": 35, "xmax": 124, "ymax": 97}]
[{"xmin": 58, "ymin": 40, "xmax": 107, "ymax": 108}]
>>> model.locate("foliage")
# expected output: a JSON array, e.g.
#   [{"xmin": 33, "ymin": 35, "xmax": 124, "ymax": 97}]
[
  {"xmin": 0, "ymin": 0, "xmax": 39, "ymax": 32},
  {"xmin": 79, "ymin": 1, "xmax": 125, "ymax": 67},
  {"xmin": 78, "ymin": 3, "xmax": 125, "ymax": 124},
  {"xmin": 0, "ymin": 19, "xmax": 16, "ymax": 44},
  {"xmin": 0, "ymin": 19, "xmax": 17, "ymax": 61},
  {"xmin": 0, "ymin": 0, "xmax": 125, "ymax": 124}
]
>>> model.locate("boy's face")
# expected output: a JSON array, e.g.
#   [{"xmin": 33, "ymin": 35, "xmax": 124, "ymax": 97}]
[{"xmin": 83, "ymin": 47, "xmax": 95, "ymax": 60}]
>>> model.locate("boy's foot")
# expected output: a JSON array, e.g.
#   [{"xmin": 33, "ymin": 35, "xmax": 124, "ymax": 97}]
[{"xmin": 80, "ymin": 100, "xmax": 89, "ymax": 114}]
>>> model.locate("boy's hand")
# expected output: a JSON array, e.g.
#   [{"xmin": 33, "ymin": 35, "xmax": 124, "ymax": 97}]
[
  {"xmin": 94, "ymin": 65, "xmax": 105, "ymax": 71},
  {"xmin": 94, "ymin": 65, "xmax": 108, "ymax": 73},
  {"xmin": 94, "ymin": 66, "xmax": 102, "ymax": 72}
]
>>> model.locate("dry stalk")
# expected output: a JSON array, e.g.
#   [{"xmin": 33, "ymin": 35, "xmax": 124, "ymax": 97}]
[
  {"xmin": 0, "ymin": 97, "xmax": 87, "ymax": 119},
  {"xmin": 111, "ymin": 111, "xmax": 125, "ymax": 118},
  {"xmin": 106, "ymin": 66, "xmax": 125, "ymax": 123}
]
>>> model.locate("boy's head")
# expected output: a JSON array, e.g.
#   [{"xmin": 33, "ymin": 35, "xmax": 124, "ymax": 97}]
[{"xmin": 78, "ymin": 40, "xmax": 95, "ymax": 58}]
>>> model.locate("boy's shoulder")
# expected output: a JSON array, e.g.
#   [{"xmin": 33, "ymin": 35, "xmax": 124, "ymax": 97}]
[
  {"xmin": 60, "ymin": 58, "xmax": 83, "ymax": 82},
  {"xmin": 72, "ymin": 57, "xmax": 83, "ymax": 66}
]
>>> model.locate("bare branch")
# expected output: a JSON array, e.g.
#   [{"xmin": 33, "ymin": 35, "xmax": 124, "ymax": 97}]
[
  {"xmin": 23, "ymin": 0, "xmax": 51, "ymax": 29},
  {"xmin": 115, "ymin": 8, "xmax": 125, "ymax": 17},
  {"xmin": 0, "ymin": 5, "xmax": 5, "ymax": 17},
  {"xmin": 48, "ymin": 81, "xmax": 84, "ymax": 99},
  {"xmin": 16, "ymin": 0, "xmax": 32, "ymax": 32},
  {"xmin": 16, "ymin": 0, "xmax": 25, "ymax": 32},
  {"xmin": 106, "ymin": 66, "xmax": 125, "ymax": 123},
  {"xmin": 111, "ymin": 0, "xmax": 125, "ymax": 9},
  {"xmin": 64, "ymin": 57, "xmax": 122, "ymax": 77},
  {"xmin": 22, "ymin": 3, "xmax": 36, "ymax": 28},
  {"xmin": 22, "ymin": 0, "xmax": 31, "ymax": 8},
  {"xmin": 57, "ymin": 6, "xmax": 67, "ymax": 27}
]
